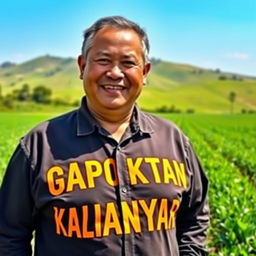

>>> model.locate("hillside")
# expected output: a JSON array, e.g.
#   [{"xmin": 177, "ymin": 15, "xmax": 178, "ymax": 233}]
[{"xmin": 0, "ymin": 55, "xmax": 255, "ymax": 113}]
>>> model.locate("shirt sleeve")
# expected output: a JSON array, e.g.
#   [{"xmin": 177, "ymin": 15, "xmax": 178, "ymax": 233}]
[
  {"xmin": 176, "ymin": 140, "xmax": 210, "ymax": 255},
  {"xmin": 0, "ymin": 144, "xmax": 34, "ymax": 255}
]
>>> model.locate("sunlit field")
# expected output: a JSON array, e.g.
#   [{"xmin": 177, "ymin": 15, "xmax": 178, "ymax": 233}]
[{"xmin": 1, "ymin": 112, "xmax": 256, "ymax": 255}]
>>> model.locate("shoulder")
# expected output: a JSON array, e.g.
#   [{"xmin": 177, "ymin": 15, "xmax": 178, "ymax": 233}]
[
  {"xmin": 143, "ymin": 111, "xmax": 186, "ymax": 135},
  {"xmin": 27, "ymin": 109, "xmax": 76, "ymax": 135},
  {"xmin": 21, "ymin": 109, "xmax": 77, "ymax": 151},
  {"xmin": 140, "ymin": 111, "xmax": 191, "ymax": 147}
]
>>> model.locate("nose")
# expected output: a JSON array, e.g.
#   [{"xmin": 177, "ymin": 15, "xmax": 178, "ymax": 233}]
[{"xmin": 106, "ymin": 65, "xmax": 124, "ymax": 80}]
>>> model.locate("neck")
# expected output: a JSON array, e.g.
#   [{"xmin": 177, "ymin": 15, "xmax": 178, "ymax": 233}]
[{"xmin": 87, "ymin": 102, "xmax": 134, "ymax": 142}]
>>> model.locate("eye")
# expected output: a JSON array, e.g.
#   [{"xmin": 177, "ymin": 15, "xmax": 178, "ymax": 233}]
[
  {"xmin": 122, "ymin": 60, "xmax": 137, "ymax": 68},
  {"xmin": 96, "ymin": 58, "xmax": 110, "ymax": 65}
]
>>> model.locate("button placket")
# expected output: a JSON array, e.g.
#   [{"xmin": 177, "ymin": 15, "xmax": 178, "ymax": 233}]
[
  {"xmin": 114, "ymin": 144, "xmax": 133, "ymax": 256},
  {"xmin": 121, "ymin": 187, "xmax": 128, "ymax": 193}
]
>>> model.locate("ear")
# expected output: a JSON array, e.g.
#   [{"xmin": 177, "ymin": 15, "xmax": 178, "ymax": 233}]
[
  {"xmin": 142, "ymin": 62, "xmax": 151, "ymax": 85},
  {"xmin": 77, "ymin": 55, "xmax": 86, "ymax": 80}
]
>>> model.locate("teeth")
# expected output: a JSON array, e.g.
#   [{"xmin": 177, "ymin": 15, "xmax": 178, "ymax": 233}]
[{"xmin": 103, "ymin": 85, "xmax": 124, "ymax": 90}]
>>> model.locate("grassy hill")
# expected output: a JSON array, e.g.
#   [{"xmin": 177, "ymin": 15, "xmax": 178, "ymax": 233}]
[{"xmin": 0, "ymin": 55, "xmax": 255, "ymax": 113}]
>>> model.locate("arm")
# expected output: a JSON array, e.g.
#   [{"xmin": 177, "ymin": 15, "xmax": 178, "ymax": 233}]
[
  {"xmin": 176, "ymin": 141, "xmax": 210, "ymax": 255},
  {"xmin": 0, "ymin": 144, "xmax": 35, "ymax": 255}
]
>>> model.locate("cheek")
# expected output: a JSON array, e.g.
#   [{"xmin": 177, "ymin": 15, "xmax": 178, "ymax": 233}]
[
  {"xmin": 126, "ymin": 69, "xmax": 144, "ymax": 85},
  {"xmin": 84, "ymin": 63, "xmax": 106, "ymax": 80}
]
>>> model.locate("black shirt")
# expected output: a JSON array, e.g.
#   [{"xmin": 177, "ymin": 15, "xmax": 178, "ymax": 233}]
[{"xmin": 0, "ymin": 97, "xmax": 209, "ymax": 255}]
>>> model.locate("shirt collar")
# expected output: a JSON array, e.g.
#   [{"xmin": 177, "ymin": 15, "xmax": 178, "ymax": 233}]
[
  {"xmin": 131, "ymin": 104, "xmax": 154, "ymax": 134},
  {"xmin": 76, "ymin": 96, "xmax": 154, "ymax": 136},
  {"xmin": 76, "ymin": 97, "xmax": 99, "ymax": 136}
]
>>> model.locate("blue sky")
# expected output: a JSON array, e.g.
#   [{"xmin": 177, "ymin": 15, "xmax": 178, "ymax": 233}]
[{"xmin": 0, "ymin": 0, "xmax": 255, "ymax": 76}]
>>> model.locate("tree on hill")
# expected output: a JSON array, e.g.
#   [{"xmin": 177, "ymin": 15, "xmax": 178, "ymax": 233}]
[
  {"xmin": 0, "ymin": 61, "xmax": 16, "ymax": 68},
  {"xmin": 17, "ymin": 84, "xmax": 30, "ymax": 101},
  {"xmin": 12, "ymin": 84, "xmax": 30, "ymax": 102},
  {"xmin": 219, "ymin": 75, "xmax": 227, "ymax": 80},
  {"xmin": 229, "ymin": 91, "xmax": 236, "ymax": 114},
  {"xmin": 150, "ymin": 57, "xmax": 161, "ymax": 65},
  {"xmin": 32, "ymin": 85, "xmax": 52, "ymax": 104},
  {"xmin": 1, "ymin": 94, "xmax": 14, "ymax": 109}
]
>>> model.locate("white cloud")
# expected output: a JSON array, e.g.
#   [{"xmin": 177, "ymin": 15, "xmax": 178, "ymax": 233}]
[{"xmin": 225, "ymin": 52, "xmax": 250, "ymax": 60}]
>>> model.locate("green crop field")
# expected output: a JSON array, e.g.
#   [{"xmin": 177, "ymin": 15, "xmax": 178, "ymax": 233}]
[{"xmin": 0, "ymin": 112, "xmax": 256, "ymax": 255}]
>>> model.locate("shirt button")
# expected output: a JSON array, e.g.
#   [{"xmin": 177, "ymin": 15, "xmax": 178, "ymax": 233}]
[
  {"xmin": 117, "ymin": 146, "xmax": 121, "ymax": 151},
  {"xmin": 121, "ymin": 187, "xmax": 128, "ymax": 193}
]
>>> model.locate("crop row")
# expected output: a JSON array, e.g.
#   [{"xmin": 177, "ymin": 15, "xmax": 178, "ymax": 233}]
[
  {"xmin": 193, "ymin": 115, "xmax": 256, "ymax": 151},
  {"xmin": 194, "ymin": 127, "xmax": 256, "ymax": 184},
  {"xmin": 166, "ymin": 114, "xmax": 256, "ymax": 182},
  {"xmin": 167, "ymin": 116, "xmax": 256, "ymax": 255}
]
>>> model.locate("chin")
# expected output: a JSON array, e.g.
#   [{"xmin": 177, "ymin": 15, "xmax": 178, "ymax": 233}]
[
  {"xmin": 102, "ymin": 100, "xmax": 131, "ymax": 110},
  {"xmin": 104, "ymin": 103, "xmax": 126, "ymax": 110}
]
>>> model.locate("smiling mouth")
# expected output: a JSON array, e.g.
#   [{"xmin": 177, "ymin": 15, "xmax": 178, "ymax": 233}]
[{"xmin": 102, "ymin": 85, "xmax": 126, "ymax": 91}]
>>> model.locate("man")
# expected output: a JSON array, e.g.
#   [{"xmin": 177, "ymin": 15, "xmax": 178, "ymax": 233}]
[{"xmin": 0, "ymin": 16, "xmax": 209, "ymax": 255}]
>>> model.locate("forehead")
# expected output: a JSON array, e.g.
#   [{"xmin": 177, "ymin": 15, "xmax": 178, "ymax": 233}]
[{"xmin": 90, "ymin": 27, "xmax": 143, "ymax": 55}]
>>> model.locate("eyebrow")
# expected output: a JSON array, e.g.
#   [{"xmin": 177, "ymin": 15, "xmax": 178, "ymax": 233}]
[
  {"xmin": 94, "ymin": 51, "xmax": 111, "ymax": 57},
  {"xmin": 94, "ymin": 51, "xmax": 138, "ymax": 59},
  {"xmin": 123, "ymin": 53, "xmax": 137, "ymax": 59}
]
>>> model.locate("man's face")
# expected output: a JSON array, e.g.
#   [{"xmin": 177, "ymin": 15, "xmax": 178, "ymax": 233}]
[{"xmin": 78, "ymin": 27, "xmax": 150, "ymax": 113}]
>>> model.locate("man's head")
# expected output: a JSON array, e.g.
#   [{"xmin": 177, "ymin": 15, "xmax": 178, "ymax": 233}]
[
  {"xmin": 78, "ymin": 16, "xmax": 151, "ymax": 116},
  {"xmin": 81, "ymin": 16, "xmax": 150, "ymax": 64}
]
